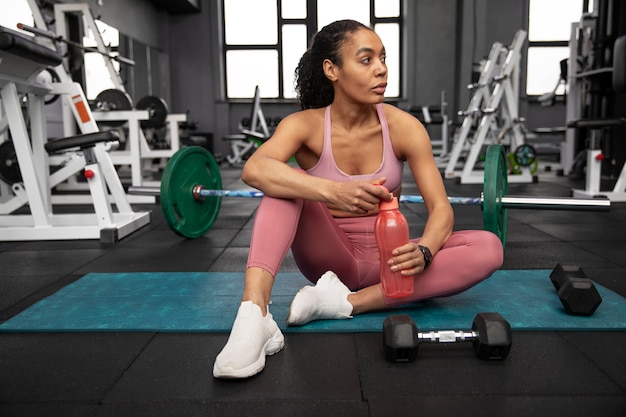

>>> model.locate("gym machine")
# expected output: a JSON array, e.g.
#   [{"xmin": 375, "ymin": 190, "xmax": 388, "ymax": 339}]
[
  {"xmin": 23, "ymin": 1, "xmax": 187, "ymax": 193},
  {"xmin": 445, "ymin": 30, "xmax": 535, "ymax": 184},
  {"xmin": 223, "ymin": 85, "xmax": 271, "ymax": 165},
  {"xmin": 0, "ymin": 26, "xmax": 150, "ymax": 241},
  {"xmin": 90, "ymin": 89, "xmax": 188, "ymax": 190},
  {"xmin": 409, "ymin": 90, "xmax": 450, "ymax": 166},
  {"xmin": 565, "ymin": 2, "xmax": 626, "ymax": 202}
]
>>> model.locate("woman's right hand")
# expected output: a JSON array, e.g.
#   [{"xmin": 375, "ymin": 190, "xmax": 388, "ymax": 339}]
[{"xmin": 326, "ymin": 177, "xmax": 392, "ymax": 216}]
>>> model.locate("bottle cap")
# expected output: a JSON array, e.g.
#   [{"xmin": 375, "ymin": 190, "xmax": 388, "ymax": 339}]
[
  {"xmin": 374, "ymin": 184, "xmax": 396, "ymax": 210},
  {"xmin": 379, "ymin": 196, "xmax": 398, "ymax": 210}
]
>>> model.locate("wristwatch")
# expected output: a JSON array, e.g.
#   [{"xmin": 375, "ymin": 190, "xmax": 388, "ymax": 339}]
[{"xmin": 417, "ymin": 245, "xmax": 433, "ymax": 269}]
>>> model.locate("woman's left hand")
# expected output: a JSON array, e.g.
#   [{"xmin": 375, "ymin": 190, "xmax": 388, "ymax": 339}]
[{"xmin": 388, "ymin": 242, "xmax": 427, "ymax": 275}]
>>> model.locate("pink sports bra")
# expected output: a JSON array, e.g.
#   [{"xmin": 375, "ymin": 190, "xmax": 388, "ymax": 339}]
[{"xmin": 306, "ymin": 104, "xmax": 404, "ymax": 193}]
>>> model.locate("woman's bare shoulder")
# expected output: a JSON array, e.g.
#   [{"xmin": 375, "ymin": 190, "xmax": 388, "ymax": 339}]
[{"xmin": 281, "ymin": 107, "xmax": 324, "ymax": 125}]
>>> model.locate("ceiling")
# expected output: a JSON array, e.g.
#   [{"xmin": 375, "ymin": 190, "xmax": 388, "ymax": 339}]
[{"xmin": 149, "ymin": 0, "xmax": 201, "ymax": 14}]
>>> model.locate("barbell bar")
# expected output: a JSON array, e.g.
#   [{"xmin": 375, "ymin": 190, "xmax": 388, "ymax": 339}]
[
  {"xmin": 128, "ymin": 145, "xmax": 610, "ymax": 241},
  {"xmin": 17, "ymin": 23, "xmax": 135, "ymax": 66},
  {"xmin": 129, "ymin": 187, "xmax": 609, "ymax": 210},
  {"xmin": 183, "ymin": 189, "xmax": 607, "ymax": 211}
]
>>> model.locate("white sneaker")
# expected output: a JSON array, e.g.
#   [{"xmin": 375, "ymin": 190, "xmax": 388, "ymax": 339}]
[
  {"xmin": 286, "ymin": 271, "xmax": 354, "ymax": 326},
  {"xmin": 213, "ymin": 301, "xmax": 285, "ymax": 379}
]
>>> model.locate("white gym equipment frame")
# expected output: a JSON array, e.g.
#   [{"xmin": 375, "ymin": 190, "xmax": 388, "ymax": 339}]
[
  {"xmin": 223, "ymin": 86, "xmax": 270, "ymax": 165},
  {"xmin": 444, "ymin": 41, "xmax": 505, "ymax": 177},
  {"xmin": 26, "ymin": 1, "xmax": 186, "ymax": 192},
  {"xmin": 445, "ymin": 30, "xmax": 533, "ymax": 184},
  {"xmin": 0, "ymin": 27, "xmax": 150, "ymax": 241}
]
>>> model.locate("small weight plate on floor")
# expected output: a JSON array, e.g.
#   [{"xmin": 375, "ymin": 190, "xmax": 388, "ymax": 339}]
[
  {"xmin": 0, "ymin": 141, "xmax": 21, "ymax": 184},
  {"xmin": 483, "ymin": 144, "xmax": 508, "ymax": 246},
  {"xmin": 94, "ymin": 89, "xmax": 133, "ymax": 127},
  {"xmin": 136, "ymin": 95, "xmax": 169, "ymax": 129},
  {"xmin": 514, "ymin": 144, "xmax": 537, "ymax": 167},
  {"xmin": 160, "ymin": 146, "xmax": 222, "ymax": 238}
]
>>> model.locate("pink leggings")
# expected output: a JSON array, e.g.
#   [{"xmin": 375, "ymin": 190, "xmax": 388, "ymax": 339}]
[{"xmin": 247, "ymin": 196, "xmax": 504, "ymax": 306}]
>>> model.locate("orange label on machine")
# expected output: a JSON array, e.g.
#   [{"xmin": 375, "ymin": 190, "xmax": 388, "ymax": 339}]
[{"xmin": 72, "ymin": 94, "xmax": 92, "ymax": 123}]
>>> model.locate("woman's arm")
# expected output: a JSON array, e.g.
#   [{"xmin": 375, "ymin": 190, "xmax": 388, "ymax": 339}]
[
  {"xmin": 383, "ymin": 104, "xmax": 454, "ymax": 273},
  {"xmin": 241, "ymin": 110, "xmax": 391, "ymax": 216}
]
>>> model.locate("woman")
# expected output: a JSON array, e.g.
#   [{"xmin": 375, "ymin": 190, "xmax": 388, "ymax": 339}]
[{"xmin": 213, "ymin": 19, "xmax": 503, "ymax": 379}]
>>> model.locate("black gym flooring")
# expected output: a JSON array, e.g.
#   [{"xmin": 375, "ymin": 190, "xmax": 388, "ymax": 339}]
[{"xmin": 1, "ymin": 156, "xmax": 626, "ymax": 417}]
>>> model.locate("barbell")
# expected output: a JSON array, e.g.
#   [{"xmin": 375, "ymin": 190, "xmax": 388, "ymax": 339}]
[
  {"xmin": 17, "ymin": 23, "xmax": 135, "ymax": 67},
  {"xmin": 128, "ymin": 145, "xmax": 610, "ymax": 241}
]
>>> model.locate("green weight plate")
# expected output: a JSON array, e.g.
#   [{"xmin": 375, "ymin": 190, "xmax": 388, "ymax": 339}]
[
  {"xmin": 483, "ymin": 144, "xmax": 508, "ymax": 246},
  {"xmin": 160, "ymin": 146, "xmax": 222, "ymax": 238}
]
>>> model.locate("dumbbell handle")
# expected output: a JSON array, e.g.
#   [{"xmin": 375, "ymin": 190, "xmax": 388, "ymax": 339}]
[{"xmin": 417, "ymin": 330, "xmax": 478, "ymax": 343}]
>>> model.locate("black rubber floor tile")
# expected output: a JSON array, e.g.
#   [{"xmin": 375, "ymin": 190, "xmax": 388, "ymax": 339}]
[
  {"xmin": 207, "ymin": 247, "xmax": 252, "ymax": 272},
  {"xmin": 559, "ymin": 331, "xmax": 626, "ymax": 389},
  {"xmin": 501, "ymin": 241, "xmax": 611, "ymax": 269},
  {"xmin": 171, "ymin": 228, "xmax": 241, "ymax": 248},
  {"xmin": 5, "ymin": 239, "xmax": 106, "ymax": 252},
  {"xmin": 211, "ymin": 215, "xmax": 254, "ymax": 231},
  {"xmin": 0, "ymin": 403, "xmax": 98, "ymax": 417},
  {"xmin": 507, "ymin": 209, "xmax": 614, "ymax": 226},
  {"xmin": 104, "ymin": 333, "xmax": 362, "ymax": 402},
  {"xmin": 537, "ymin": 223, "xmax": 625, "ymax": 241},
  {"xmin": 114, "ymin": 226, "xmax": 195, "ymax": 249},
  {"xmin": 0, "ymin": 274, "xmax": 86, "ymax": 322},
  {"xmin": 503, "ymin": 222, "xmax": 557, "ymax": 243},
  {"xmin": 447, "ymin": 206, "xmax": 482, "ymax": 226},
  {"xmin": 0, "ymin": 333, "xmax": 154, "ymax": 402},
  {"xmin": 577, "ymin": 240, "xmax": 626, "ymax": 268},
  {"xmin": 216, "ymin": 198, "xmax": 260, "ymax": 218},
  {"xmin": 0, "ymin": 241, "xmax": 22, "ymax": 252},
  {"xmin": 208, "ymin": 247, "xmax": 299, "ymax": 272},
  {"xmin": 73, "ymin": 245, "xmax": 224, "ymax": 273},
  {"xmin": 0, "ymin": 249, "xmax": 104, "ymax": 277},
  {"xmin": 355, "ymin": 331, "xmax": 622, "ymax": 397},
  {"xmin": 0, "ymin": 274, "xmax": 66, "ymax": 313},
  {"xmin": 585, "ymin": 266, "xmax": 626, "ymax": 295},
  {"xmin": 368, "ymin": 395, "xmax": 626, "ymax": 417},
  {"xmin": 96, "ymin": 399, "xmax": 369, "ymax": 417},
  {"xmin": 228, "ymin": 228, "xmax": 253, "ymax": 247}
]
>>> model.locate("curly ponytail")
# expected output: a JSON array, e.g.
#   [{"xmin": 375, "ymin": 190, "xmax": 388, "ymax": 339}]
[{"xmin": 295, "ymin": 20, "xmax": 371, "ymax": 110}]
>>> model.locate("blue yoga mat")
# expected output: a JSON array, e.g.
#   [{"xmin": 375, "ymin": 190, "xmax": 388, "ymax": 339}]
[{"xmin": 1, "ymin": 270, "xmax": 625, "ymax": 332}]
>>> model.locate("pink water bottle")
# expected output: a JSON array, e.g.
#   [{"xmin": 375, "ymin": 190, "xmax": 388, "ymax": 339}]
[{"xmin": 375, "ymin": 188, "xmax": 414, "ymax": 297}]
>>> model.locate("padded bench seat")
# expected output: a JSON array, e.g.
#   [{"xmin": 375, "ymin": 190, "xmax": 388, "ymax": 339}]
[{"xmin": 45, "ymin": 131, "xmax": 120, "ymax": 154}]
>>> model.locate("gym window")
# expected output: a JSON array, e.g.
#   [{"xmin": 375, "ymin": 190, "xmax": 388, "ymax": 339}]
[
  {"xmin": 0, "ymin": 0, "xmax": 33, "ymax": 36},
  {"xmin": 221, "ymin": 0, "xmax": 402, "ymax": 100},
  {"xmin": 525, "ymin": 0, "xmax": 591, "ymax": 96},
  {"xmin": 83, "ymin": 21, "xmax": 120, "ymax": 100}
]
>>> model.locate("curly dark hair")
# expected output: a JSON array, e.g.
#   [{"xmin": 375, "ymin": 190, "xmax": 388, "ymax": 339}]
[{"xmin": 294, "ymin": 19, "xmax": 372, "ymax": 110}]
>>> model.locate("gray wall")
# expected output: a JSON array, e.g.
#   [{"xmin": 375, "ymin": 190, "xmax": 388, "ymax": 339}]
[
  {"xmin": 63, "ymin": 0, "xmax": 567, "ymax": 156},
  {"xmin": 55, "ymin": 0, "xmax": 170, "ymax": 47}
]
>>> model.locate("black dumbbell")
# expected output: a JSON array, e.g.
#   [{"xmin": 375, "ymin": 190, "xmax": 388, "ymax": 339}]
[
  {"xmin": 382, "ymin": 312, "xmax": 512, "ymax": 362},
  {"xmin": 549, "ymin": 264, "xmax": 602, "ymax": 316}
]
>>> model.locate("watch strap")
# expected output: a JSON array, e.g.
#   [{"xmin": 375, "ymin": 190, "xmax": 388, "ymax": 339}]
[{"xmin": 417, "ymin": 245, "xmax": 432, "ymax": 269}]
